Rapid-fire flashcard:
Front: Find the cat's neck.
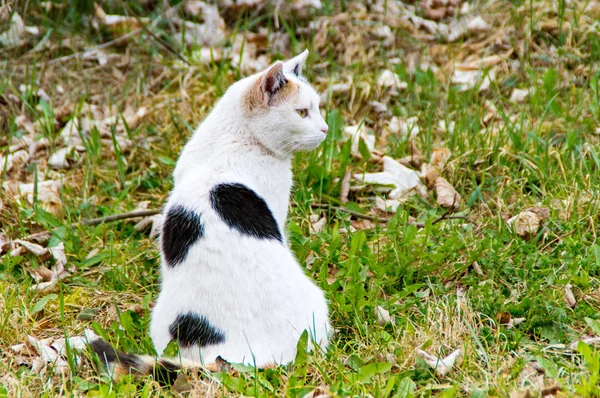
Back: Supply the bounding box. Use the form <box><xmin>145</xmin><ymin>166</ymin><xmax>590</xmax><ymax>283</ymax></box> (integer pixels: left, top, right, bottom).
<box><xmin>174</xmin><ymin>105</ymin><xmax>293</xmax><ymax>228</ymax></box>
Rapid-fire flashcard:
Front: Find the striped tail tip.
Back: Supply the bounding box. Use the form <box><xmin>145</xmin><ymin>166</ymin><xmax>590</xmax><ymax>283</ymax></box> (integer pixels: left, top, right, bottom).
<box><xmin>89</xmin><ymin>338</ymin><xmax>180</xmax><ymax>385</ymax></box>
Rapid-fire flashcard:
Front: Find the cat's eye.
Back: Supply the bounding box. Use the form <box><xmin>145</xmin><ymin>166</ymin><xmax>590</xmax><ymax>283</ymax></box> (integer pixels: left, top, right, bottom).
<box><xmin>296</xmin><ymin>108</ymin><xmax>308</xmax><ymax>118</ymax></box>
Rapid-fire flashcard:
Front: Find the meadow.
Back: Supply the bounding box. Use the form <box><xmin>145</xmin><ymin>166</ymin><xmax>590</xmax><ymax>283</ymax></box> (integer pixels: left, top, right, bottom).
<box><xmin>1</xmin><ymin>0</ymin><xmax>600</xmax><ymax>396</ymax></box>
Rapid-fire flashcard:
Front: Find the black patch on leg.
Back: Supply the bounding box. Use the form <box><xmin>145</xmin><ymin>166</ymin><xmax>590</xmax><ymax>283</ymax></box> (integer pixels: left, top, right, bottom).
<box><xmin>209</xmin><ymin>183</ymin><xmax>282</xmax><ymax>242</ymax></box>
<box><xmin>169</xmin><ymin>313</ymin><xmax>226</xmax><ymax>348</ymax></box>
<box><xmin>162</xmin><ymin>205</ymin><xmax>204</xmax><ymax>267</ymax></box>
<box><xmin>90</xmin><ymin>338</ymin><xmax>141</xmax><ymax>373</ymax></box>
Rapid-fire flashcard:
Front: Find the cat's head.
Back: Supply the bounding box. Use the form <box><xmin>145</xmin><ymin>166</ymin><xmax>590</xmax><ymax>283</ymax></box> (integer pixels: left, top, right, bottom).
<box><xmin>242</xmin><ymin>50</ymin><xmax>328</xmax><ymax>157</ymax></box>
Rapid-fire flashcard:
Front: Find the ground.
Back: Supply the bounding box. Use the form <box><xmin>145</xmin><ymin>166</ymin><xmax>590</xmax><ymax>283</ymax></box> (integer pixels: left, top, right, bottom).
<box><xmin>1</xmin><ymin>0</ymin><xmax>600</xmax><ymax>396</ymax></box>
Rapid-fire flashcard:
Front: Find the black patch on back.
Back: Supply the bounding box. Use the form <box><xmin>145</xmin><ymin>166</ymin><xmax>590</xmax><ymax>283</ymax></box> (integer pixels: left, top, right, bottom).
<box><xmin>169</xmin><ymin>313</ymin><xmax>226</xmax><ymax>348</ymax></box>
<box><xmin>162</xmin><ymin>205</ymin><xmax>204</xmax><ymax>267</ymax></box>
<box><xmin>209</xmin><ymin>183</ymin><xmax>282</xmax><ymax>242</ymax></box>
<box><xmin>90</xmin><ymin>338</ymin><xmax>141</xmax><ymax>372</ymax></box>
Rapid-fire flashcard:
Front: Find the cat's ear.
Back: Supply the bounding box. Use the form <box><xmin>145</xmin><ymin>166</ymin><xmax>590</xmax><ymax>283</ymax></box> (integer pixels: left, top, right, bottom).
<box><xmin>262</xmin><ymin>61</ymin><xmax>288</xmax><ymax>100</ymax></box>
<box><xmin>284</xmin><ymin>50</ymin><xmax>309</xmax><ymax>77</ymax></box>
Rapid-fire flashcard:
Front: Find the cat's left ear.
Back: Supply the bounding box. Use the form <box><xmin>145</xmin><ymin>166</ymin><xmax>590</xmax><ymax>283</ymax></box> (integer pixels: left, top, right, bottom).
<box><xmin>283</xmin><ymin>50</ymin><xmax>309</xmax><ymax>77</ymax></box>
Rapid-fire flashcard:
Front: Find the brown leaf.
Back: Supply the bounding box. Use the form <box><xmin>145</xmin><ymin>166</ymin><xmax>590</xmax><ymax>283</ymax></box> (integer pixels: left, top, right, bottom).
<box><xmin>94</xmin><ymin>4</ymin><xmax>141</xmax><ymax>38</ymax></box>
<box><xmin>374</xmin><ymin>305</ymin><xmax>394</xmax><ymax>325</ymax></box>
<box><xmin>351</xmin><ymin>219</ymin><xmax>375</xmax><ymax>230</ymax></box>
<box><xmin>14</xmin><ymin>240</ymin><xmax>49</xmax><ymax>257</ymax></box>
<box><xmin>416</xmin><ymin>348</ymin><xmax>463</xmax><ymax>377</ymax></box>
<box><xmin>430</xmin><ymin>148</ymin><xmax>451</xmax><ymax>169</ymax></box>
<box><xmin>340</xmin><ymin>171</ymin><xmax>351</xmax><ymax>204</ymax></box>
<box><xmin>31</xmin><ymin>265</ymin><xmax>54</xmax><ymax>282</ymax></box>
<box><xmin>421</xmin><ymin>163</ymin><xmax>441</xmax><ymax>189</ymax></box>
<box><xmin>564</xmin><ymin>284</ymin><xmax>577</xmax><ymax>308</ymax></box>
<box><xmin>408</xmin><ymin>141</ymin><xmax>424</xmax><ymax>168</ymax></box>
<box><xmin>0</xmin><ymin>149</ymin><xmax>30</xmax><ymax>172</ymax></box>
<box><xmin>525</xmin><ymin>206</ymin><xmax>550</xmax><ymax>221</ymax></box>
<box><xmin>434</xmin><ymin>177</ymin><xmax>461</xmax><ymax>210</ymax></box>
<box><xmin>311</xmin><ymin>216</ymin><xmax>327</xmax><ymax>233</ymax></box>
<box><xmin>508</xmin><ymin>211</ymin><xmax>541</xmax><ymax>237</ymax></box>
<box><xmin>15</xmin><ymin>115</ymin><xmax>36</xmax><ymax>136</ymax></box>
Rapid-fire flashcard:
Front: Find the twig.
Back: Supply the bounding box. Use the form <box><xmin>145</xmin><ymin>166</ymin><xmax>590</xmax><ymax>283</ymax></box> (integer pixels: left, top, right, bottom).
<box><xmin>311</xmin><ymin>203</ymin><xmax>471</xmax><ymax>229</ymax></box>
<box><xmin>310</xmin><ymin>203</ymin><xmax>382</xmax><ymax>222</ymax></box>
<box><xmin>540</xmin><ymin>230</ymin><xmax>576</xmax><ymax>251</ymax></box>
<box><xmin>81</xmin><ymin>205</ymin><xmax>470</xmax><ymax>229</ymax></box>
<box><xmin>82</xmin><ymin>209</ymin><xmax>162</xmax><ymax>226</ymax></box>
<box><xmin>121</xmin><ymin>1</ymin><xmax>191</xmax><ymax>65</ymax></box>
<box><xmin>46</xmin><ymin>2</ymin><xmax>184</xmax><ymax>66</ymax></box>
<box><xmin>46</xmin><ymin>30</ymin><xmax>141</xmax><ymax>65</ymax></box>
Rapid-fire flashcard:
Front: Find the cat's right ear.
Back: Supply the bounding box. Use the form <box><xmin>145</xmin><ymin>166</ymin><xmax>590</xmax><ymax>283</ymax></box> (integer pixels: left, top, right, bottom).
<box><xmin>261</xmin><ymin>62</ymin><xmax>288</xmax><ymax>102</ymax></box>
<box><xmin>244</xmin><ymin>62</ymin><xmax>291</xmax><ymax>112</ymax></box>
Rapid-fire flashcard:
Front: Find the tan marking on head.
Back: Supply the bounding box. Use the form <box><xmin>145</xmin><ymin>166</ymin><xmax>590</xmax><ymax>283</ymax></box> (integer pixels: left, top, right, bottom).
<box><xmin>242</xmin><ymin>73</ymin><xmax>300</xmax><ymax>114</ymax></box>
<box><xmin>242</xmin><ymin>76</ymin><xmax>266</xmax><ymax>113</ymax></box>
<box><xmin>268</xmin><ymin>79</ymin><xmax>298</xmax><ymax>106</ymax></box>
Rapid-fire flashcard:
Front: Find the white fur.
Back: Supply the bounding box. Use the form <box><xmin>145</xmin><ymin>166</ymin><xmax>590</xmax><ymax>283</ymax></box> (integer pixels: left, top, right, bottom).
<box><xmin>150</xmin><ymin>51</ymin><xmax>331</xmax><ymax>367</ymax></box>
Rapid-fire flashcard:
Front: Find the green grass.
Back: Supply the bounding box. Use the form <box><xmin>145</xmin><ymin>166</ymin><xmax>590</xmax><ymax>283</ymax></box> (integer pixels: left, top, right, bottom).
<box><xmin>2</xmin><ymin>0</ymin><xmax>600</xmax><ymax>396</ymax></box>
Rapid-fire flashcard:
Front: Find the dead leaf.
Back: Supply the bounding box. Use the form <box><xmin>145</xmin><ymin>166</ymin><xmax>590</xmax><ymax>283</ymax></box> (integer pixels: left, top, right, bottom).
<box><xmin>14</xmin><ymin>240</ymin><xmax>49</xmax><ymax>257</ymax></box>
<box><xmin>320</xmin><ymin>81</ymin><xmax>352</xmax><ymax>102</ymax></box>
<box><xmin>496</xmin><ymin>312</ymin><xmax>526</xmax><ymax>329</ymax></box>
<box><xmin>452</xmin><ymin>66</ymin><xmax>495</xmax><ymax>92</ymax></box>
<box><xmin>388</xmin><ymin>116</ymin><xmax>420</xmax><ymax>138</ymax></box>
<box><xmin>302</xmin><ymin>386</ymin><xmax>333</xmax><ymax>398</ymax></box>
<box><xmin>94</xmin><ymin>4</ymin><xmax>141</xmax><ymax>38</ymax></box>
<box><xmin>434</xmin><ymin>177</ymin><xmax>461</xmax><ymax>210</ymax></box>
<box><xmin>0</xmin><ymin>12</ymin><xmax>25</xmax><ymax>48</ymax></box>
<box><xmin>311</xmin><ymin>216</ymin><xmax>327</xmax><ymax>233</ymax></box>
<box><xmin>351</xmin><ymin>219</ymin><xmax>375</xmax><ymax>230</ymax></box>
<box><xmin>343</xmin><ymin>124</ymin><xmax>375</xmax><ymax>156</ymax></box>
<box><xmin>525</xmin><ymin>206</ymin><xmax>550</xmax><ymax>221</ymax></box>
<box><xmin>471</xmin><ymin>261</ymin><xmax>483</xmax><ymax>276</ymax></box>
<box><xmin>27</xmin><ymin>335</ymin><xmax>68</xmax><ymax>369</ymax></box>
<box><xmin>355</xmin><ymin>156</ymin><xmax>427</xmax><ymax>201</ymax></box>
<box><xmin>22</xmin><ymin>329</ymin><xmax>98</xmax><ymax>374</ymax></box>
<box><xmin>568</xmin><ymin>336</ymin><xmax>600</xmax><ymax>350</ymax></box>
<box><xmin>510</xmin><ymin>88</ymin><xmax>529</xmax><ymax>103</ymax></box>
<box><xmin>378</xmin><ymin>70</ymin><xmax>407</xmax><ymax>90</ymax></box>
<box><xmin>4</xmin><ymin>180</ymin><xmax>62</xmax><ymax>214</ymax></box>
<box><xmin>374</xmin><ymin>305</ymin><xmax>394</xmax><ymax>325</ymax></box>
<box><xmin>15</xmin><ymin>115</ymin><xmax>36</xmax><ymax>136</ymax></box>
<box><xmin>508</xmin><ymin>211</ymin><xmax>541</xmax><ymax>237</ymax></box>
<box><xmin>48</xmin><ymin>146</ymin><xmax>79</xmax><ymax>169</ymax></box>
<box><xmin>483</xmin><ymin>100</ymin><xmax>499</xmax><ymax>125</ymax></box>
<box><xmin>340</xmin><ymin>171</ymin><xmax>351</xmax><ymax>204</ymax></box>
<box><xmin>134</xmin><ymin>214</ymin><xmax>164</xmax><ymax>239</ymax></box>
<box><xmin>564</xmin><ymin>284</ymin><xmax>577</xmax><ymax>308</ymax></box>
<box><xmin>0</xmin><ymin>149</ymin><xmax>30</xmax><ymax>172</ymax></box>
<box><xmin>416</xmin><ymin>348</ymin><xmax>463</xmax><ymax>377</ymax></box>
<box><xmin>467</xmin><ymin>16</ymin><xmax>490</xmax><ymax>34</ymax></box>
<box><xmin>431</xmin><ymin>148</ymin><xmax>451</xmax><ymax>169</ymax></box>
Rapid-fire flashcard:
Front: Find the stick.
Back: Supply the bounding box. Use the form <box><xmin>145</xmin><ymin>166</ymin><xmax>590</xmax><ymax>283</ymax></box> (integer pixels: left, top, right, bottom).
<box><xmin>310</xmin><ymin>203</ymin><xmax>383</xmax><ymax>222</ymax></box>
<box><xmin>121</xmin><ymin>1</ymin><xmax>191</xmax><ymax>66</ymax></box>
<box><xmin>81</xmin><ymin>206</ymin><xmax>470</xmax><ymax>228</ymax></box>
<box><xmin>46</xmin><ymin>2</ymin><xmax>184</xmax><ymax>66</ymax></box>
<box><xmin>311</xmin><ymin>203</ymin><xmax>470</xmax><ymax>229</ymax></box>
<box><xmin>82</xmin><ymin>209</ymin><xmax>162</xmax><ymax>226</ymax></box>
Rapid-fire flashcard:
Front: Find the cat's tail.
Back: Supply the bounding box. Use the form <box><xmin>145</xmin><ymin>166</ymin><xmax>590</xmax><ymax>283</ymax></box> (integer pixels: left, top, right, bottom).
<box><xmin>89</xmin><ymin>338</ymin><xmax>220</xmax><ymax>384</ymax></box>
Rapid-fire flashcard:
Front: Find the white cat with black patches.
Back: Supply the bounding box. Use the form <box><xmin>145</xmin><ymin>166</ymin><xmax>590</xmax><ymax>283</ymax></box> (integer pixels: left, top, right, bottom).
<box><xmin>92</xmin><ymin>51</ymin><xmax>331</xmax><ymax>379</ymax></box>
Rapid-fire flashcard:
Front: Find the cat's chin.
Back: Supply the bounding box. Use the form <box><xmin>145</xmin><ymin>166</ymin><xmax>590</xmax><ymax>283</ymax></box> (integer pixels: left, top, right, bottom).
<box><xmin>297</xmin><ymin>135</ymin><xmax>326</xmax><ymax>152</ymax></box>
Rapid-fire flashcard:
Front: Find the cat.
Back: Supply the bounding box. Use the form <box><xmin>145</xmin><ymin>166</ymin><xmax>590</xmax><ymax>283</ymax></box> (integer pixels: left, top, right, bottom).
<box><xmin>91</xmin><ymin>50</ymin><xmax>332</xmax><ymax>381</ymax></box>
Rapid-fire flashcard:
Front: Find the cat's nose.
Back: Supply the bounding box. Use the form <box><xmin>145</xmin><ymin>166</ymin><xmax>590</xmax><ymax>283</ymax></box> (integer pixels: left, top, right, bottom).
<box><xmin>320</xmin><ymin>125</ymin><xmax>328</xmax><ymax>134</ymax></box>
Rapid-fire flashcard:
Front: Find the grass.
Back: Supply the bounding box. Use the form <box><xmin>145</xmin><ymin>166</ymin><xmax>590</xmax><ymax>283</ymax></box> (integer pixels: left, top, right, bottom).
<box><xmin>2</xmin><ymin>0</ymin><xmax>600</xmax><ymax>396</ymax></box>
